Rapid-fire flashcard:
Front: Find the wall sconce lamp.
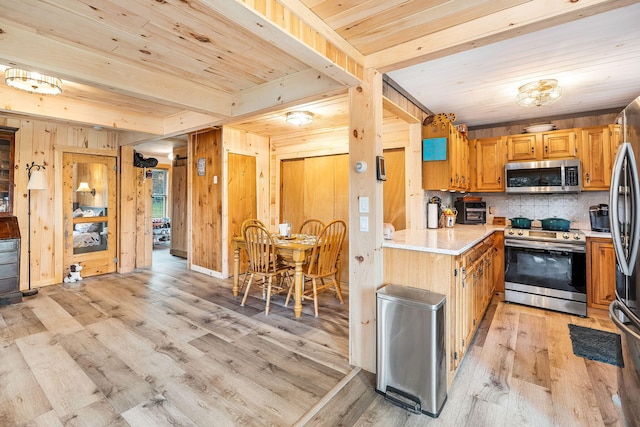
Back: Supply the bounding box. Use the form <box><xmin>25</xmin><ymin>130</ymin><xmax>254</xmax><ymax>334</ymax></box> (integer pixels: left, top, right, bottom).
<box><xmin>24</xmin><ymin>162</ymin><xmax>47</xmax><ymax>297</ymax></box>
<box><xmin>76</xmin><ymin>181</ymin><xmax>96</xmax><ymax>196</ymax></box>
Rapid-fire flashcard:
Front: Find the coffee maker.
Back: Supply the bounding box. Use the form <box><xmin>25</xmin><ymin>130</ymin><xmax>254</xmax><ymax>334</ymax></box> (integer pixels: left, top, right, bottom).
<box><xmin>589</xmin><ymin>204</ymin><xmax>610</xmax><ymax>232</ymax></box>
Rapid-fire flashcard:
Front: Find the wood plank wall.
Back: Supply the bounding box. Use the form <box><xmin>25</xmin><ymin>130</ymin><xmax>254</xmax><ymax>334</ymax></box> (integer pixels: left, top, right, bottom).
<box><xmin>0</xmin><ymin>114</ymin><xmax>119</xmax><ymax>289</ymax></box>
<box><xmin>468</xmin><ymin>112</ymin><xmax>620</xmax><ymax>139</ymax></box>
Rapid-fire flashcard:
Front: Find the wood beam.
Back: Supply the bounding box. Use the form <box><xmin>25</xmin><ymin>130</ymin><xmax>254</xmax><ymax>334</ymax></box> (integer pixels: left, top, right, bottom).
<box><xmin>232</xmin><ymin>68</ymin><xmax>347</xmax><ymax>118</ymax></box>
<box><xmin>348</xmin><ymin>68</ymin><xmax>384</xmax><ymax>372</ymax></box>
<box><xmin>0</xmin><ymin>87</ymin><xmax>165</xmax><ymax>134</ymax></box>
<box><xmin>200</xmin><ymin>0</ymin><xmax>362</xmax><ymax>86</ymax></box>
<box><xmin>367</xmin><ymin>0</ymin><xmax>637</xmax><ymax>72</ymax></box>
<box><xmin>163</xmin><ymin>112</ymin><xmax>224</xmax><ymax>137</ymax></box>
<box><xmin>0</xmin><ymin>18</ymin><xmax>233</xmax><ymax>117</ymax></box>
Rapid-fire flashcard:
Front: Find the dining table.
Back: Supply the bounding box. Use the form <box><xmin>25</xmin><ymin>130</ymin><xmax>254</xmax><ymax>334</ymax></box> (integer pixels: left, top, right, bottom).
<box><xmin>232</xmin><ymin>233</ymin><xmax>317</xmax><ymax>318</ymax></box>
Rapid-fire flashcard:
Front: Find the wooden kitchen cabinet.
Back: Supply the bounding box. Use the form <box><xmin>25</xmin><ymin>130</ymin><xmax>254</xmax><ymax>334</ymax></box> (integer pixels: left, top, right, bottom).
<box><xmin>579</xmin><ymin>124</ymin><xmax>621</xmax><ymax>191</ymax></box>
<box><xmin>580</xmin><ymin>126</ymin><xmax>612</xmax><ymax>190</ymax></box>
<box><xmin>422</xmin><ymin>123</ymin><xmax>469</xmax><ymax>191</ymax></box>
<box><xmin>587</xmin><ymin>237</ymin><xmax>616</xmax><ymax>309</ymax></box>
<box><xmin>541</xmin><ymin>129</ymin><xmax>578</xmax><ymax>158</ymax></box>
<box><xmin>492</xmin><ymin>232</ymin><xmax>505</xmax><ymax>293</ymax></box>
<box><xmin>470</xmin><ymin>137</ymin><xmax>506</xmax><ymax>192</ymax></box>
<box><xmin>507</xmin><ymin>133</ymin><xmax>537</xmax><ymax>161</ymax></box>
<box><xmin>507</xmin><ymin>128</ymin><xmax>578</xmax><ymax>161</ymax></box>
<box><xmin>456</xmin><ymin>234</ymin><xmax>498</xmax><ymax>366</ymax></box>
<box><xmin>383</xmin><ymin>230</ymin><xmax>503</xmax><ymax>388</ymax></box>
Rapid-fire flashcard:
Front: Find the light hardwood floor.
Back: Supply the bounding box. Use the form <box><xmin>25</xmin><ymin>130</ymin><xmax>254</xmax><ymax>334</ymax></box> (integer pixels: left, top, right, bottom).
<box><xmin>0</xmin><ymin>248</ymin><xmax>626</xmax><ymax>426</ymax></box>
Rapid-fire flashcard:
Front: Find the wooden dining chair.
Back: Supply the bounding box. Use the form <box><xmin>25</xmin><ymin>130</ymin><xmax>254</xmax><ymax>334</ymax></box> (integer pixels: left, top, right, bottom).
<box><xmin>241</xmin><ymin>224</ymin><xmax>291</xmax><ymax>315</ymax></box>
<box><xmin>238</xmin><ymin>219</ymin><xmax>267</xmax><ymax>291</ymax></box>
<box><xmin>299</xmin><ymin>219</ymin><xmax>324</xmax><ymax>236</ymax></box>
<box><xmin>287</xmin><ymin>219</ymin><xmax>346</xmax><ymax>317</ymax></box>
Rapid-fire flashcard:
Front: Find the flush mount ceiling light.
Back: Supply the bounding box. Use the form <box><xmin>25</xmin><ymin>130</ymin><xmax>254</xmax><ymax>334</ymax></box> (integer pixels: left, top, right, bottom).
<box><xmin>4</xmin><ymin>68</ymin><xmax>62</xmax><ymax>95</ymax></box>
<box><xmin>286</xmin><ymin>111</ymin><xmax>314</xmax><ymax>126</ymax></box>
<box><xmin>516</xmin><ymin>79</ymin><xmax>562</xmax><ymax>107</ymax></box>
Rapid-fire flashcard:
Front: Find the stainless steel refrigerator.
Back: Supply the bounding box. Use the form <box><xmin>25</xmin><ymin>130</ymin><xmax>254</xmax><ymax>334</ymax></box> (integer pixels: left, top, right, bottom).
<box><xmin>609</xmin><ymin>95</ymin><xmax>640</xmax><ymax>427</ymax></box>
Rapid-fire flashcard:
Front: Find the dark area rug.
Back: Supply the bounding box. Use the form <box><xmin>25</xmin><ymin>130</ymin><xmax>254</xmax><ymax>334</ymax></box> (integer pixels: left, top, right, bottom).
<box><xmin>568</xmin><ymin>324</ymin><xmax>624</xmax><ymax>367</ymax></box>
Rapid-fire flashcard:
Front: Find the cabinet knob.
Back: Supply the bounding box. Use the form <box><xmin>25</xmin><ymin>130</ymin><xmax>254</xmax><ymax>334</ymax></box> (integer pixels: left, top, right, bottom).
<box><xmin>531</xmin><ymin>146</ymin><xmax>535</xmax><ymax>154</ymax></box>
<box><xmin>586</xmin><ymin>173</ymin><xmax>590</xmax><ymax>182</ymax></box>
<box><xmin>545</xmin><ymin>145</ymin><xmax>549</xmax><ymax>154</ymax></box>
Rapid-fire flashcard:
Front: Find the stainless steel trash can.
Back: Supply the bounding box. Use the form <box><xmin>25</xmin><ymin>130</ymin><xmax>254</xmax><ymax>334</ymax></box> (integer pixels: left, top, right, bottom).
<box><xmin>376</xmin><ymin>284</ymin><xmax>447</xmax><ymax>417</ymax></box>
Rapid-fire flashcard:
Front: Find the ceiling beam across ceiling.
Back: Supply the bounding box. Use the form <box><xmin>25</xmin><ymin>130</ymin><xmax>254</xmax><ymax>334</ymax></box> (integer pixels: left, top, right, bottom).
<box><xmin>367</xmin><ymin>0</ymin><xmax>636</xmax><ymax>73</ymax></box>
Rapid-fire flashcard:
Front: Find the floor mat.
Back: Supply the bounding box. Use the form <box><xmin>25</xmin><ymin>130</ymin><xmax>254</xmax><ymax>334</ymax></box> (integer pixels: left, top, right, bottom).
<box><xmin>568</xmin><ymin>324</ymin><xmax>624</xmax><ymax>367</ymax></box>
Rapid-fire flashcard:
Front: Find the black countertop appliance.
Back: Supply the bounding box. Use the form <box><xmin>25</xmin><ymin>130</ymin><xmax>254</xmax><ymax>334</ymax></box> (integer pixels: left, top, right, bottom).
<box><xmin>589</xmin><ymin>204</ymin><xmax>610</xmax><ymax>232</ymax></box>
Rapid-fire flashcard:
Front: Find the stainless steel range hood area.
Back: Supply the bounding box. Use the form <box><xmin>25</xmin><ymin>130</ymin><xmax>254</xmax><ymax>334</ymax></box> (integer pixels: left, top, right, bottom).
<box><xmin>505</xmin><ymin>159</ymin><xmax>581</xmax><ymax>194</ymax></box>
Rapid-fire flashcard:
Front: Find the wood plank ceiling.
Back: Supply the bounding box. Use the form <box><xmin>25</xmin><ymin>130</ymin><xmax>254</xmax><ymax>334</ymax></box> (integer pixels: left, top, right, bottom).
<box><xmin>0</xmin><ymin>0</ymin><xmax>634</xmax><ymax>151</ymax></box>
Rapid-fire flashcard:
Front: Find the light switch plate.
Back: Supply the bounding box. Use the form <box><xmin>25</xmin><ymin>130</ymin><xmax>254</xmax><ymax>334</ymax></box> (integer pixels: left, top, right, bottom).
<box><xmin>360</xmin><ymin>216</ymin><xmax>369</xmax><ymax>232</ymax></box>
<box><xmin>359</xmin><ymin>197</ymin><xmax>369</xmax><ymax>213</ymax></box>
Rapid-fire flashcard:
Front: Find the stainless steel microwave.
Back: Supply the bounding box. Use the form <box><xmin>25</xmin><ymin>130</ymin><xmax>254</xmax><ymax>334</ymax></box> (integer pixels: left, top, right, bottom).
<box><xmin>505</xmin><ymin>159</ymin><xmax>581</xmax><ymax>193</ymax></box>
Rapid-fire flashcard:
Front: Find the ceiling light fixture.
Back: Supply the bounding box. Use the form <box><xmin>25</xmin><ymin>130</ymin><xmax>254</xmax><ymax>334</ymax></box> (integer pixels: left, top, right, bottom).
<box><xmin>286</xmin><ymin>111</ymin><xmax>314</xmax><ymax>126</ymax></box>
<box><xmin>516</xmin><ymin>79</ymin><xmax>562</xmax><ymax>107</ymax></box>
<box><xmin>4</xmin><ymin>68</ymin><xmax>62</xmax><ymax>95</ymax></box>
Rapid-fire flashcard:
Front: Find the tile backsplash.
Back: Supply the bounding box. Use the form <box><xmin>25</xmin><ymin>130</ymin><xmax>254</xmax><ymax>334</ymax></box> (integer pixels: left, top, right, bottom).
<box><xmin>424</xmin><ymin>190</ymin><xmax>610</xmax><ymax>230</ymax></box>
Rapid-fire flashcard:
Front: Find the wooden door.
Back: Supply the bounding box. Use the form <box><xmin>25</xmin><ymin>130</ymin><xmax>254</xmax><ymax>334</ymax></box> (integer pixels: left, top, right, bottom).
<box><xmin>170</xmin><ymin>147</ymin><xmax>188</xmax><ymax>258</ymax></box>
<box><xmin>383</xmin><ymin>148</ymin><xmax>406</xmax><ymax>230</ymax></box>
<box><xmin>281</xmin><ymin>154</ymin><xmax>349</xmax><ymax>281</ymax></box>
<box><xmin>281</xmin><ymin>159</ymin><xmax>305</xmax><ymax>231</ymax></box>
<box><xmin>63</xmin><ymin>153</ymin><xmax>117</xmax><ymax>277</ymax></box>
<box><xmin>228</xmin><ymin>153</ymin><xmax>257</xmax><ymax>275</ymax></box>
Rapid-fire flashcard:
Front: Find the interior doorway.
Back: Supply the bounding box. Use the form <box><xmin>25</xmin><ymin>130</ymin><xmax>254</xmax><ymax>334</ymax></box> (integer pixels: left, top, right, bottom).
<box><xmin>62</xmin><ymin>153</ymin><xmax>117</xmax><ymax>277</ymax></box>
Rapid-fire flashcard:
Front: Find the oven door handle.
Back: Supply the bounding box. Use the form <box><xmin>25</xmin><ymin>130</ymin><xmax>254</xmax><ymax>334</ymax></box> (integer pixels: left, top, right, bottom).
<box><xmin>504</xmin><ymin>239</ymin><xmax>586</xmax><ymax>253</ymax></box>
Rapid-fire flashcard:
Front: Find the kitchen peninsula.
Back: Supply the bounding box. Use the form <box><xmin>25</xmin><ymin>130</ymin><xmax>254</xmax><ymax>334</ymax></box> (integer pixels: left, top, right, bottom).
<box><xmin>382</xmin><ymin>224</ymin><xmax>504</xmax><ymax>388</ymax></box>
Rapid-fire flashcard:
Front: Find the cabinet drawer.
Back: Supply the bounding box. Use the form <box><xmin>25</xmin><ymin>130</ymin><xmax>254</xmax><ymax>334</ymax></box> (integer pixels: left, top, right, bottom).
<box><xmin>0</xmin><ymin>240</ymin><xmax>18</xmax><ymax>252</ymax></box>
<box><xmin>0</xmin><ymin>262</ymin><xmax>18</xmax><ymax>280</ymax></box>
<box><xmin>0</xmin><ymin>276</ymin><xmax>18</xmax><ymax>293</ymax></box>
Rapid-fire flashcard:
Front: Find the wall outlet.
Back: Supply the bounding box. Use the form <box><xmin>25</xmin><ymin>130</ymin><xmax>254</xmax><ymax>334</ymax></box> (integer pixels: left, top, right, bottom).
<box><xmin>489</xmin><ymin>206</ymin><xmax>495</xmax><ymax>214</ymax></box>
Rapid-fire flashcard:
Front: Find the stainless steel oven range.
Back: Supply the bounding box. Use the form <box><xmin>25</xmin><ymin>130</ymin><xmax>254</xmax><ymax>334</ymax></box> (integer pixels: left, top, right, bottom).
<box><xmin>504</xmin><ymin>227</ymin><xmax>587</xmax><ymax>316</ymax></box>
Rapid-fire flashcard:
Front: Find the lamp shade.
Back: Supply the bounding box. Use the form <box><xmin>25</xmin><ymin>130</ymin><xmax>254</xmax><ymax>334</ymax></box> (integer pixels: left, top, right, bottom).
<box><xmin>76</xmin><ymin>182</ymin><xmax>92</xmax><ymax>192</ymax></box>
<box><xmin>516</xmin><ymin>79</ymin><xmax>562</xmax><ymax>107</ymax></box>
<box><xmin>27</xmin><ymin>170</ymin><xmax>47</xmax><ymax>190</ymax></box>
<box><xmin>5</xmin><ymin>68</ymin><xmax>62</xmax><ymax>95</ymax></box>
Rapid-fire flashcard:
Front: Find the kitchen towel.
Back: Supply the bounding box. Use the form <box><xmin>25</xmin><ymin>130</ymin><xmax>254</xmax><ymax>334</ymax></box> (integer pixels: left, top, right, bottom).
<box><xmin>568</xmin><ymin>324</ymin><xmax>624</xmax><ymax>367</ymax></box>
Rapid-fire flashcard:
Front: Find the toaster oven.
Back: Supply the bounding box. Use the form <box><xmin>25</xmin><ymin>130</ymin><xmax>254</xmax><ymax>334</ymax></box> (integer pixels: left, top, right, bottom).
<box><xmin>454</xmin><ymin>201</ymin><xmax>486</xmax><ymax>224</ymax></box>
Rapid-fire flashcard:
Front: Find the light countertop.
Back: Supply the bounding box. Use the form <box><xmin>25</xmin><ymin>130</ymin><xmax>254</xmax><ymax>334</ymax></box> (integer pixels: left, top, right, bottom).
<box><xmin>383</xmin><ymin>224</ymin><xmax>612</xmax><ymax>256</ymax></box>
<box><xmin>383</xmin><ymin>224</ymin><xmax>503</xmax><ymax>256</ymax></box>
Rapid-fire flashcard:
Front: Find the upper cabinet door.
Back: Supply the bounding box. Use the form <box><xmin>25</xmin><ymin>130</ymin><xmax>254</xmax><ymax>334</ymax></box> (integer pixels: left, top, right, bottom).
<box><xmin>507</xmin><ymin>134</ymin><xmax>537</xmax><ymax>161</ymax></box>
<box><xmin>0</xmin><ymin>127</ymin><xmax>16</xmax><ymax>216</ymax></box>
<box><xmin>474</xmin><ymin>137</ymin><xmax>505</xmax><ymax>192</ymax></box>
<box><xmin>580</xmin><ymin>126</ymin><xmax>611</xmax><ymax>190</ymax></box>
<box><xmin>541</xmin><ymin>129</ymin><xmax>577</xmax><ymax>159</ymax></box>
